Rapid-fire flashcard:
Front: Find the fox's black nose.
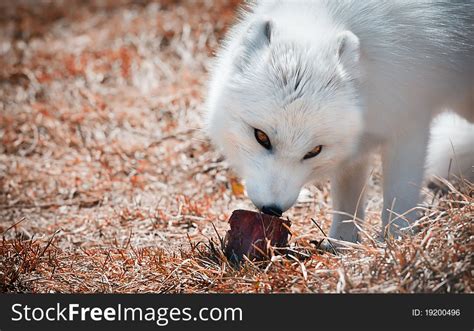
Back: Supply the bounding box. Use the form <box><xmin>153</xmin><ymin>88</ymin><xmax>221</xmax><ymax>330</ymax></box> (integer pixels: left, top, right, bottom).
<box><xmin>261</xmin><ymin>205</ymin><xmax>283</xmax><ymax>217</ymax></box>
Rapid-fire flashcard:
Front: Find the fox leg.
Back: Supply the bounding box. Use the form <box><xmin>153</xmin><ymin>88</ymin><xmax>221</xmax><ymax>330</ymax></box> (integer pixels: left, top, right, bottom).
<box><xmin>329</xmin><ymin>157</ymin><xmax>369</xmax><ymax>243</ymax></box>
<box><xmin>381</xmin><ymin>126</ymin><xmax>430</xmax><ymax>238</ymax></box>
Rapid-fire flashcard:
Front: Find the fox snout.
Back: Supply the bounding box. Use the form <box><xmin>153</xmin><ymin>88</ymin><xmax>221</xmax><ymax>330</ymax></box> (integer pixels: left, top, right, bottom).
<box><xmin>246</xmin><ymin>178</ymin><xmax>302</xmax><ymax>217</ymax></box>
<box><xmin>261</xmin><ymin>205</ymin><xmax>283</xmax><ymax>217</ymax></box>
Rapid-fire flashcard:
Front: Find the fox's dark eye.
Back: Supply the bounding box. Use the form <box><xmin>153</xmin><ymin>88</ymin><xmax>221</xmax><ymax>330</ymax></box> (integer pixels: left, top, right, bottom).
<box><xmin>254</xmin><ymin>129</ymin><xmax>272</xmax><ymax>150</ymax></box>
<box><xmin>303</xmin><ymin>145</ymin><xmax>323</xmax><ymax>160</ymax></box>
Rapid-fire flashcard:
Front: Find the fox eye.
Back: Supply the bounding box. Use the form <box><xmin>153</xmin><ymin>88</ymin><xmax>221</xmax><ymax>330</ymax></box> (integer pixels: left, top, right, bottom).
<box><xmin>303</xmin><ymin>145</ymin><xmax>323</xmax><ymax>160</ymax></box>
<box><xmin>254</xmin><ymin>129</ymin><xmax>272</xmax><ymax>150</ymax></box>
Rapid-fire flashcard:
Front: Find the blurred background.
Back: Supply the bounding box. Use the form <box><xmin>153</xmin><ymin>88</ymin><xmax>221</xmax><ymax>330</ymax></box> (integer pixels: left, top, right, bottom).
<box><xmin>0</xmin><ymin>0</ymin><xmax>244</xmax><ymax>249</ymax></box>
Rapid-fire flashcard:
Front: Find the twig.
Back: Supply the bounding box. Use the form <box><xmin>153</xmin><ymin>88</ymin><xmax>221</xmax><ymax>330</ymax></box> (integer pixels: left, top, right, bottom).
<box><xmin>311</xmin><ymin>218</ymin><xmax>338</xmax><ymax>255</ymax></box>
<box><xmin>1</xmin><ymin>217</ymin><xmax>27</xmax><ymax>235</ymax></box>
<box><xmin>0</xmin><ymin>198</ymin><xmax>101</xmax><ymax>210</ymax></box>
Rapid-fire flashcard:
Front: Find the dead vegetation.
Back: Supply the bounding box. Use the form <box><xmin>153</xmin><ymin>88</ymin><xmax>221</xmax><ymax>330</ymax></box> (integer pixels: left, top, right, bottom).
<box><xmin>0</xmin><ymin>0</ymin><xmax>472</xmax><ymax>293</ymax></box>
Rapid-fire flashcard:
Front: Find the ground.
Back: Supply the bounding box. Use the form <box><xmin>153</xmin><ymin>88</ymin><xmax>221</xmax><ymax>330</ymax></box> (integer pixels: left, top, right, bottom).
<box><xmin>0</xmin><ymin>0</ymin><xmax>472</xmax><ymax>293</ymax></box>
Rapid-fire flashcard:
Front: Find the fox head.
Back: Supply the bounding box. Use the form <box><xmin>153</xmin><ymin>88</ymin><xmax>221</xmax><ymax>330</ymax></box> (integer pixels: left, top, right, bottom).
<box><xmin>206</xmin><ymin>18</ymin><xmax>364</xmax><ymax>216</ymax></box>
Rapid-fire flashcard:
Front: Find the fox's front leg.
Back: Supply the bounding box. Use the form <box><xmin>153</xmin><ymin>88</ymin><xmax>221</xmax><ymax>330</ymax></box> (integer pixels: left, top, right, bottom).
<box><xmin>381</xmin><ymin>126</ymin><xmax>430</xmax><ymax>238</ymax></box>
<box><xmin>329</xmin><ymin>157</ymin><xmax>369</xmax><ymax>243</ymax></box>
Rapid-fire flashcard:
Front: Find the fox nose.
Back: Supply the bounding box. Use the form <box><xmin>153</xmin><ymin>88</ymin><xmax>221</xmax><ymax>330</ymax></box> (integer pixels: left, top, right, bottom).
<box><xmin>261</xmin><ymin>205</ymin><xmax>283</xmax><ymax>217</ymax></box>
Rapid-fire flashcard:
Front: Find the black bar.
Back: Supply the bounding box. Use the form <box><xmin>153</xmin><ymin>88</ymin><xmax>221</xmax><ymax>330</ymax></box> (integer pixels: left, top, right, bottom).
<box><xmin>0</xmin><ymin>294</ymin><xmax>472</xmax><ymax>331</ymax></box>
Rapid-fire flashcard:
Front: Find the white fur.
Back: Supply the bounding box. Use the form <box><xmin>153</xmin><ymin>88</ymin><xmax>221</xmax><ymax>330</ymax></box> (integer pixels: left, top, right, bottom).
<box><xmin>427</xmin><ymin>112</ymin><xmax>474</xmax><ymax>180</ymax></box>
<box><xmin>206</xmin><ymin>0</ymin><xmax>473</xmax><ymax>242</ymax></box>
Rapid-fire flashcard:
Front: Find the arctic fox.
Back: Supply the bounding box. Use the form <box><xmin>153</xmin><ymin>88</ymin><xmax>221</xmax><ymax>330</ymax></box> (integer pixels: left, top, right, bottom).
<box><xmin>206</xmin><ymin>0</ymin><xmax>473</xmax><ymax>242</ymax></box>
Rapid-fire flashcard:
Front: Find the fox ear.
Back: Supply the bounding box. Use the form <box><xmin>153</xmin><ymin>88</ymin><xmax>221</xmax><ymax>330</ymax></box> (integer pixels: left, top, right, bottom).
<box><xmin>234</xmin><ymin>19</ymin><xmax>272</xmax><ymax>71</ymax></box>
<box><xmin>336</xmin><ymin>31</ymin><xmax>360</xmax><ymax>68</ymax></box>
<box><xmin>243</xmin><ymin>19</ymin><xmax>272</xmax><ymax>48</ymax></box>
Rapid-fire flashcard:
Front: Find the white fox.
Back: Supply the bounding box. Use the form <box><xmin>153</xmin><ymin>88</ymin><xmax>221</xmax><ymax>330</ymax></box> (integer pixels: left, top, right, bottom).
<box><xmin>206</xmin><ymin>0</ymin><xmax>473</xmax><ymax>242</ymax></box>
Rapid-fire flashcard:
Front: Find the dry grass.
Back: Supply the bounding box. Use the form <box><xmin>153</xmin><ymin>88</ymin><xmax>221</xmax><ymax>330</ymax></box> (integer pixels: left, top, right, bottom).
<box><xmin>0</xmin><ymin>0</ymin><xmax>472</xmax><ymax>293</ymax></box>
